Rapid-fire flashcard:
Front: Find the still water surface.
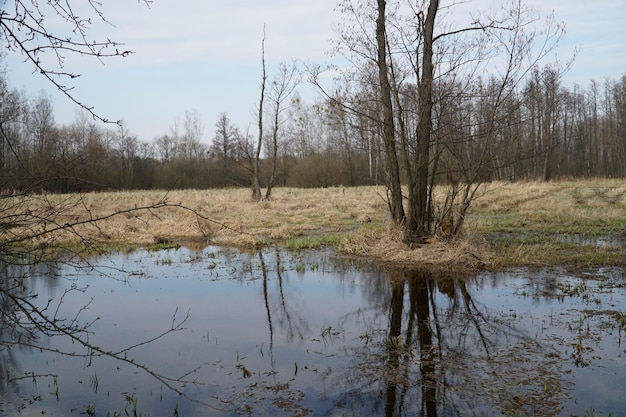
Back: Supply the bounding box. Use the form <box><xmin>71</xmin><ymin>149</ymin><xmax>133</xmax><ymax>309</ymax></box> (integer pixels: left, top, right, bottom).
<box><xmin>3</xmin><ymin>246</ymin><xmax>626</xmax><ymax>416</ymax></box>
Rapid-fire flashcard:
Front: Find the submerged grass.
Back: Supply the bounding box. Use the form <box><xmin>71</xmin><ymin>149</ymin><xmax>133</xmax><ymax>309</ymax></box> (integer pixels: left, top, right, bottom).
<box><xmin>3</xmin><ymin>179</ymin><xmax>625</xmax><ymax>268</ymax></box>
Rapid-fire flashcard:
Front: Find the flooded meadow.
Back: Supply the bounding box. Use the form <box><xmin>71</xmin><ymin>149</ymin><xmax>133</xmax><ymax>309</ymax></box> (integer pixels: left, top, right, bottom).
<box><xmin>2</xmin><ymin>246</ymin><xmax>625</xmax><ymax>416</ymax></box>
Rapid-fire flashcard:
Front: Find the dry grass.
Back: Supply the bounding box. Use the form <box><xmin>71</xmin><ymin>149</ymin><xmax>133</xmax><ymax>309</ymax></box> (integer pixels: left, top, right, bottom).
<box><xmin>469</xmin><ymin>178</ymin><xmax>626</xmax><ymax>234</ymax></box>
<box><xmin>337</xmin><ymin>223</ymin><xmax>491</xmax><ymax>271</ymax></box>
<box><xmin>468</xmin><ymin>178</ymin><xmax>626</xmax><ymax>266</ymax></box>
<box><xmin>29</xmin><ymin>186</ymin><xmax>389</xmax><ymax>248</ymax></box>
<box><xmin>5</xmin><ymin>178</ymin><xmax>626</xmax><ymax>269</ymax></box>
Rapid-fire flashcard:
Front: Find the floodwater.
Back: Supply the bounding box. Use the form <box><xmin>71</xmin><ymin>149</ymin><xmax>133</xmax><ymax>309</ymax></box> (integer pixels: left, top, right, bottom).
<box><xmin>1</xmin><ymin>246</ymin><xmax>626</xmax><ymax>416</ymax></box>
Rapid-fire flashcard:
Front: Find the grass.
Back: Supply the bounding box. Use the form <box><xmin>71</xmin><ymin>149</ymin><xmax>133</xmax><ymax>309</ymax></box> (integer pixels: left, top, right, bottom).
<box><xmin>468</xmin><ymin>179</ymin><xmax>626</xmax><ymax>267</ymax></box>
<box><xmin>3</xmin><ymin>179</ymin><xmax>625</xmax><ymax>269</ymax></box>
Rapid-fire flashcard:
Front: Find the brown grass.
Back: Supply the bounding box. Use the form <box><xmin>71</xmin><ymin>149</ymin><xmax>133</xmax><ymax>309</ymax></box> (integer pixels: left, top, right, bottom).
<box><xmin>469</xmin><ymin>178</ymin><xmax>626</xmax><ymax>233</ymax></box>
<box><xmin>28</xmin><ymin>186</ymin><xmax>388</xmax><ymax>248</ymax></box>
<box><xmin>5</xmin><ymin>178</ymin><xmax>626</xmax><ymax>269</ymax></box>
<box><xmin>468</xmin><ymin>178</ymin><xmax>626</xmax><ymax>266</ymax></box>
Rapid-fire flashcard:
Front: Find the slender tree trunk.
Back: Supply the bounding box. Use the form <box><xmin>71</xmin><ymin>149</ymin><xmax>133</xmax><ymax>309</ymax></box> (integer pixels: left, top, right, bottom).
<box><xmin>376</xmin><ymin>0</ymin><xmax>405</xmax><ymax>225</ymax></box>
<box><xmin>265</xmin><ymin>106</ymin><xmax>279</xmax><ymax>200</ymax></box>
<box><xmin>252</xmin><ymin>27</ymin><xmax>266</xmax><ymax>202</ymax></box>
<box><xmin>409</xmin><ymin>0</ymin><xmax>438</xmax><ymax>237</ymax></box>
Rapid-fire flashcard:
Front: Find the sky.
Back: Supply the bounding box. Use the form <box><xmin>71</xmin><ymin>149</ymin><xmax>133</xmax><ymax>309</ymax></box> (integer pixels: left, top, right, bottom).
<box><xmin>4</xmin><ymin>0</ymin><xmax>625</xmax><ymax>144</ymax></box>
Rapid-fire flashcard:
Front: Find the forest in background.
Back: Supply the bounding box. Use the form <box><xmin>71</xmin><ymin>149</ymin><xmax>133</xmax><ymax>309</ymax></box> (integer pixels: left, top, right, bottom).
<box><xmin>1</xmin><ymin>63</ymin><xmax>625</xmax><ymax>193</ymax></box>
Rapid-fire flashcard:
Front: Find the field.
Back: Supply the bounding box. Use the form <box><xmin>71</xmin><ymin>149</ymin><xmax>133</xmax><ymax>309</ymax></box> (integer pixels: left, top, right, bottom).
<box><xmin>9</xmin><ymin>178</ymin><xmax>626</xmax><ymax>269</ymax></box>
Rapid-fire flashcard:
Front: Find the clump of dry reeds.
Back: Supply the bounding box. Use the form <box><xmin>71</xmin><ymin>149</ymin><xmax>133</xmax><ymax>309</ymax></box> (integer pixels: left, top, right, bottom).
<box><xmin>339</xmin><ymin>222</ymin><xmax>493</xmax><ymax>270</ymax></box>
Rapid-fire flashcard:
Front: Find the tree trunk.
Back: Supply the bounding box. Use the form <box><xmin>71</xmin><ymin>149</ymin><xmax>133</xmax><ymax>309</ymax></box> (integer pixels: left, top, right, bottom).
<box><xmin>252</xmin><ymin>28</ymin><xmax>267</xmax><ymax>202</ymax></box>
<box><xmin>376</xmin><ymin>0</ymin><xmax>405</xmax><ymax>225</ymax></box>
<box><xmin>408</xmin><ymin>0</ymin><xmax>438</xmax><ymax>237</ymax></box>
<box><xmin>265</xmin><ymin>106</ymin><xmax>279</xmax><ymax>200</ymax></box>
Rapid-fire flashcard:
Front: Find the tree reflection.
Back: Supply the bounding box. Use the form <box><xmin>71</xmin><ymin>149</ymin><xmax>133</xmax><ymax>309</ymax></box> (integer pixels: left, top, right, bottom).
<box><xmin>339</xmin><ymin>267</ymin><xmax>568</xmax><ymax>417</ymax></box>
<box><xmin>258</xmin><ymin>248</ymin><xmax>310</xmax><ymax>365</ymax></box>
<box><xmin>384</xmin><ymin>269</ymin><xmax>437</xmax><ymax>417</ymax></box>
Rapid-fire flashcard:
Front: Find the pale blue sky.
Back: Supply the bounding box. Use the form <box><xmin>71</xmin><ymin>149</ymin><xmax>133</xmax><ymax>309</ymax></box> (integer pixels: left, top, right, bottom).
<box><xmin>5</xmin><ymin>0</ymin><xmax>625</xmax><ymax>143</ymax></box>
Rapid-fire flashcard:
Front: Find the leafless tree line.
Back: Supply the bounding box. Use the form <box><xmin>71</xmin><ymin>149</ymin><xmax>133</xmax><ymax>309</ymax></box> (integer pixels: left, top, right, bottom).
<box><xmin>1</xmin><ymin>67</ymin><xmax>624</xmax><ymax>194</ymax></box>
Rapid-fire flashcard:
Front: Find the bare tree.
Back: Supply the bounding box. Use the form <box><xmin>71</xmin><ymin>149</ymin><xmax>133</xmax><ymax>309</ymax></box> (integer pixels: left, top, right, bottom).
<box><xmin>265</xmin><ymin>62</ymin><xmax>299</xmax><ymax>200</ymax></box>
<box><xmin>115</xmin><ymin>121</ymin><xmax>138</xmax><ymax>189</ymax></box>
<box><xmin>154</xmin><ymin>133</ymin><xmax>177</xmax><ymax>162</ymax></box>
<box><xmin>252</xmin><ymin>26</ymin><xmax>267</xmax><ymax>202</ymax></box>
<box><xmin>181</xmin><ymin>109</ymin><xmax>206</xmax><ymax>159</ymax></box>
<box><xmin>0</xmin><ymin>70</ymin><xmax>23</xmax><ymax>178</ymax></box>
<box><xmin>335</xmin><ymin>0</ymin><xmax>567</xmax><ymax>240</ymax></box>
<box><xmin>211</xmin><ymin>112</ymin><xmax>239</xmax><ymax>185</ymax></box>
<box><xmin>28</xmin><ymin>90</ymin><xmax>58</xmax><ymax>181</ymax></box>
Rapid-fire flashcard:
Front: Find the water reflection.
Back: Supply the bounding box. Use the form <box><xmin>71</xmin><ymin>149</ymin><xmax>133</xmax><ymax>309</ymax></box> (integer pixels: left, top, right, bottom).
<box><xmin>0</xmin><ymin>247</ymin><xmax>624</xmax><ymax>416</ymax></box>
<box><xmin>341</xmin><ymin>268</ymin><xmax>575</xmax><ymax>416</ymax></box>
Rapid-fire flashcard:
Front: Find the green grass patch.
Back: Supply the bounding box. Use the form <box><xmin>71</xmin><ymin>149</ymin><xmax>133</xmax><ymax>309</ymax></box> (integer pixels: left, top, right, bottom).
<box><xmin>285</xmin><ymin>233</ymin><xmax>345</xmax><ymax>250</ymax></box>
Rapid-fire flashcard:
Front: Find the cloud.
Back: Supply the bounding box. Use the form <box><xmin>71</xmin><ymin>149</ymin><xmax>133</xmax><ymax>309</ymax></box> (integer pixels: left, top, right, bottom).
<box><xmin>100</xmin><ymin>0</ymin><xmax>337</xmax><ymax>68</ymax></box>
